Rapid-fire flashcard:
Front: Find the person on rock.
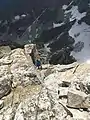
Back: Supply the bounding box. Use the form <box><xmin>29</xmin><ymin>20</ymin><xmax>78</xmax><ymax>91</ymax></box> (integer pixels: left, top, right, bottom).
<box><xmin>35</xmin><ymin>54</ymin><xmax>42</xmax><ymax>69</ymax></box>
<box><xmin>35</xmin><ymin>58</ymin><xmax>42</xmax><ymax>69</ymax></box>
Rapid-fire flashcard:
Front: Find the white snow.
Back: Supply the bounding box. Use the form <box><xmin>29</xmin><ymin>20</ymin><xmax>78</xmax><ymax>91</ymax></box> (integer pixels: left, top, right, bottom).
<box><xmin>65</xmin><ymin>4</ymin><xmax>90</xmax><ymax>63</ymax></box>
<box><xmin>62</xmin><ymin>5</ymin><xmax>68</xmax><ymax>10</ymax></box>
<box><xmin>44</xmin><ymin>43</ymin><xmax>51</xmax><ymax>53</ymax></box>
<box><xmin>15</xmin><ymin>15</ymin><xmax>20</xmax><ymax>20</ymax></box>
<box><xmin>21</xmin><ymin>14</ymin><xmax>26</xmax><ymax>18</ymax></box>
<box><xmin>69</xmin><ymin>21</ymin><xmax>90</xmax><ymax>63</ymax></box>
<box><xmin>65</xmin><ymin>6</ymin><xmax>86</xmax><ymax>21</ymax></box>
<box><xmin>53</xmin><ymin>22</ymin><xmax>64</xmax><ymax>28</ymax></box>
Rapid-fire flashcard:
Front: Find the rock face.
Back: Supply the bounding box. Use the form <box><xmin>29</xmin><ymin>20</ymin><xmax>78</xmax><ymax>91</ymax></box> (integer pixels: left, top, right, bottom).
<box><xmin>12</xmin><ymin>62</ymin><xmax>90</xmax><ymax>120</ymax></box>
<box><xmin>49</xmin><ymin>47</ymin><xmax>76</xmax><ymax>65</ymax></box>
<box><xmin>14</xmin><ymin>88</ymin><xmax>68</xmax><ymax>120</ymax></box>
<box><xmin>0</xmin><ymin>44</ymin><xmax>41</xmax><ymax>99</ymax></box>
<box><xmin>0</xmin><ymin>49</ymin><xmax>90</xmax><ymax>120</ymax></box>
<box><xmin>1</xmin><ymin>0</ymin><xmax>90</xmax><ymax>119</ymax></box>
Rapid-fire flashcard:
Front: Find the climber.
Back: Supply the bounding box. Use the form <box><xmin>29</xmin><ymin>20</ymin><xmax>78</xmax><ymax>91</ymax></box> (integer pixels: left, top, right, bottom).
<box><xmin>35</xmin><ymin>59</ymin><xmax>42</xmax><ymax>69</ymax></box>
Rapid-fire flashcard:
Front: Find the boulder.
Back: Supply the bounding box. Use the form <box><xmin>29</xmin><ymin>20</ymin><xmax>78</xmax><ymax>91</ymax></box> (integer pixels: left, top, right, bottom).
<box><xmin>67</xmin><ymin>89</ymin><xmax>90</xmax><ymax>109</ymax></box>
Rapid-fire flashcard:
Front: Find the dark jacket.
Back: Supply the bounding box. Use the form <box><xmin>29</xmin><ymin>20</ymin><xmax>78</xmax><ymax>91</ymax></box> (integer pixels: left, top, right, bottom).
<box><xmin>35</xmin><ymin>59</ymin><xmax>41</xmax><ymax>67</ymax></box>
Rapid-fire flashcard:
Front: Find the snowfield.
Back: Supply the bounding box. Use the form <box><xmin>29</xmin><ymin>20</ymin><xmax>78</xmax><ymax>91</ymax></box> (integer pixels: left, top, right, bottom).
<box><xmin>67</xmin><ymin>5</ymin><xmax>90</xmax><ymax>63</ymax></box>
<box><xmin>69</xmin><ymin>22</ymin><xmax>90</xmax><ymax>63</ymax></box>
<box><xmin>65</xmin><ymin>6</ymin><xmax>86</xmax><ymax>21</ymax></box>
<box><xmin>43</xmin><ymin>4</ymin><xmax>90</xmax><ymax>64</ymax></box>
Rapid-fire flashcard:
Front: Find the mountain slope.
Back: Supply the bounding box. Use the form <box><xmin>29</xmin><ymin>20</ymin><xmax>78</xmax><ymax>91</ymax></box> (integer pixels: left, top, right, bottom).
<box><xmin>0</xmin><ymin>0</ymin><xmax>90</xmax><ymax>64</ymax></box>
<box><xmin>42</xmin><ymin>0</ymin><xmax>90</xmax><ymax>64</ymax></box>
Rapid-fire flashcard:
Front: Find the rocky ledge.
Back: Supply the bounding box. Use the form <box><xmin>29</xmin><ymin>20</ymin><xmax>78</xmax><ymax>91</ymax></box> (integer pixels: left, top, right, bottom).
<box><xmin>0</xmin><ymin>44</ymin><xmax>90</xmax><ymax>120</ymax></box>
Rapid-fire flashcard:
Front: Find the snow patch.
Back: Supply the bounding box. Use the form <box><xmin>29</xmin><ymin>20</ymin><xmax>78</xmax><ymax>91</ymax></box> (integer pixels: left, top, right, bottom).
<box><xmin>69</xmin><ymin>22</ymin><xmax>90</xmax><ymax>62</ymax></box>
<box><xmin>53</xmin><ymin>22</ymin><xmax>64</xmax><ymax>28</ymax></box>
<box><xmin>44</xmin><ymin>43</ymin><xmax>51</xmax><ymax>53</ymax></box>
<box><xmin>15</xmin><ymin>15</ymin><xmax>20</xmax><ymax>20</ymax></box>
<box><xmin>62</xmin><ymin>5</ymin><xmax>68</xmax><ymax>10</ymax></box>
<box><xmin>65</xmin><ymin>6</ymin><xmax>86</xmax><ymax>21</ymax></box>
<box><xmin>21</xmin><ymin>14</ymin><xmax>26</xmax><ymax>18</ymax></box>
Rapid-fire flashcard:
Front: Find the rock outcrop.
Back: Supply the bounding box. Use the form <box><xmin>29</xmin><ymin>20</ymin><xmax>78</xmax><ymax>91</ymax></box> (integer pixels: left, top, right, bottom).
<box><xmin>0</xmin><ymin>44</ymin><xmax>41</xmax><ymax>99</ymax></box>
<box><xmin>0</xmin><ymin>44</ymin><xmax>90</xmax><ymax>120</ymax></box>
